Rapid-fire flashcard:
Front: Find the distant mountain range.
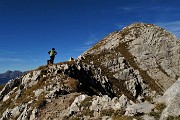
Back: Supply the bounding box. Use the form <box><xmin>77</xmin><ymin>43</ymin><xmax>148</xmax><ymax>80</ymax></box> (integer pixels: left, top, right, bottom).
<box><xmin>0</xmin><ymin>70</ymin><xmax>23</xmax><ymax>84</ymax></box>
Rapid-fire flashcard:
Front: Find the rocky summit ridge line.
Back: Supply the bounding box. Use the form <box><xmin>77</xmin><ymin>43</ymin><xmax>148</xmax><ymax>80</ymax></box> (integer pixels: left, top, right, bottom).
<box><xmin>0</xmin><ymin>23</ymin><xmax>180</xmax><ymax>120</ymax></box>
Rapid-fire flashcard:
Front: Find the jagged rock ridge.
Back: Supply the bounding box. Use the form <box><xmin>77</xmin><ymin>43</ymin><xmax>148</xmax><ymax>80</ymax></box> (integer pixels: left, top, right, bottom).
<box><xmin>0</xmin><ymin>23</ymin><xmax>180</xmax><ymax>120</ymax></box>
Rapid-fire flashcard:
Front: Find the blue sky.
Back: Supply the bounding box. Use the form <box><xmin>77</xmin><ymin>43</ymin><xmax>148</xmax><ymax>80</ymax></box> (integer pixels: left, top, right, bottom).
<box><xmin>0</xmin><ymin>0</ymin><xmax>180</xmax><ymax>73</ymax></box>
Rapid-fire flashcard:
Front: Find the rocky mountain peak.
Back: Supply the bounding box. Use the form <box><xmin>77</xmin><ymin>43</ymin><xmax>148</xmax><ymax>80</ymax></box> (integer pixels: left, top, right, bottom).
<box><xmin>0</xmin><ymin>22</ymin><xmax>180</xmax><ymax>120</ymax></box>
<box><xmin>0</xmin><ymin>70</ymin><xmax>23</xmax><ymax>85</ymax></box>
<box><xmin>82</xmin><ymin>22</ymin><xmax>180</xmax><ymax>91</ymax></box>
<box><xmin>83</xmin><ymin>23</ymin><xmax>178</xmax><ymax>55</ymax></box>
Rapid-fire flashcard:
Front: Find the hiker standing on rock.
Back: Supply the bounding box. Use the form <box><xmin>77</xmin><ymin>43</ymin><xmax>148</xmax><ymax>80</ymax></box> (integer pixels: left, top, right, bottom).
<box><xmin>48</xmin><ymin>48</ymin><xmax>57</xmax><ymax>64</ymax></box>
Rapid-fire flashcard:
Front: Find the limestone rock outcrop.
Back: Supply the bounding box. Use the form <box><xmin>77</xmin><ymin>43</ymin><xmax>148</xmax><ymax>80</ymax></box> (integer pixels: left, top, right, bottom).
<box><xmin>0</xmin><ymin>23</ymin><xmax>180</xmax><ymax>120</ymax></box>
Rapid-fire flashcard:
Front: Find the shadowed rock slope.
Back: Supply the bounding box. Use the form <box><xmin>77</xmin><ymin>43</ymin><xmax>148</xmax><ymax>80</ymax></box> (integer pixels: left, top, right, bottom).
<box><xmin>0</xmin><ymin>23</ymin><xmax>180</xmax><ymax>120</ymax></box>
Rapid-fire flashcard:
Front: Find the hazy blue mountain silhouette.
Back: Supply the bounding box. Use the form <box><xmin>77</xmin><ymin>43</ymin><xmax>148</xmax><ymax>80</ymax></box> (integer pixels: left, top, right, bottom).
<box><xmin>0</xmin><ymin>70</ymin><xmax>23</xmax><ymax>85</ymax></box>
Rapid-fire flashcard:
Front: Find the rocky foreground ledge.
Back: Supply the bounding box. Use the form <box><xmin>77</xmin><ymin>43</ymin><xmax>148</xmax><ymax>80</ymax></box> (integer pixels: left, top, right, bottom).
<box><xmin>0</xmin><ymin>60</ymin><xmax>180</xmax><ymax>120</ymax></box>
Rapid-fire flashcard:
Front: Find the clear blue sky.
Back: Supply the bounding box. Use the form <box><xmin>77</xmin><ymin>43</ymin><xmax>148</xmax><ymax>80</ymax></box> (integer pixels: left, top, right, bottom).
<box><xmin>0</xmin><ymin>0</ymin><xmax>180</xmax><ymax>73</ymax></box>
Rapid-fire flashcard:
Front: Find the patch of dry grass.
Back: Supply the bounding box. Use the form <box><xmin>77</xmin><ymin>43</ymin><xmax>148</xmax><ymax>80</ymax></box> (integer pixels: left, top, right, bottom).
<box><xmin>81</xmin><ymin>96</ymin><xmax>93</xmax><ymax>108</ymax></box>
<box><xmin>13</xmin><ymin>77</ymin><xmax>50</xmax><ymax>110</ymax></box>
<box><xmin>0</xmin><ymin>92</ymin><xmax>18</xmax><ymax>118</ymax></box>
<box><xmin>36</xmin><ymin>65</ymin><xmax>48</xmax><ymax>71</ymax></box>
<box><xmin>167</xmin><ymin>116</ymin><xmax>180</xmax><ymax>120</ymax></box>
<box><xmin>63</xmin><ymin>77</ymin><xmax>79</xmax><ymax>92</ymax></box>
<box><xmin>0</xmin><ymin>84</ymin><xmax>5</xmax><ymax>91</ymax></box>
<box><xmin>100</xmin><ymin>109</ymin><xmax>142</xmax><ymax>120</ymax></box>
<box><xmin>112</xmin><ymin>115</ymin><xmax>142</xmax><ymax>120</ymax></box>
<box><xmin>149</xmin><ymin>103</ymin><xmax>166</xmax><ymax>119</ymax></box>
<box><xmin>32</xmin><ymin>92</ymin><xmax>46</xmax><ymax>109</ymax></box>
<box><xmin>80</xmin><ymin>96</ymin><xmax>94</xmax><ymax>116</ymax></box>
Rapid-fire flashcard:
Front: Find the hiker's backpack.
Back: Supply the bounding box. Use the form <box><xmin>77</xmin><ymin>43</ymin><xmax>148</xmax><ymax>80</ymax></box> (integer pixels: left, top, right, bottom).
<box><xmin>50</xmin><ymin>50</ymin><xmax>55</xmax><ymax>56</ymax></box>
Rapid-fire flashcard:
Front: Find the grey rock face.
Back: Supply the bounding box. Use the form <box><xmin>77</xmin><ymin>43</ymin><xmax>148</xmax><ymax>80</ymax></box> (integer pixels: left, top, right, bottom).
<box><xmin>34</xmin><ymin>89</ymin><xmax>44</xmax><ymax>98</ymax></box>
<box><xmin>0</xmin><ymin>78</ymin><xmax>20</xmax><ymax>101</ymax></box>
<box><xmin>67</xmin><ymin>94</ymin><xmax>87</xmax><ymax>116</ymax></box>
<box><xmin>90</xmin><ymin>94</ymin><xmax>130</xmax><ymax>112</ymax></box>
<box><xmin>142</xmin><ymin>115</ymin><xmax>155</xmax><ymax>120</ymax></box>
<box><xmin>127</xmin><ymin>23</ymin><xmax>180</xmax><ymax>90</ymax></box>
<box><xmin>125</xmin><ymin>101</ymin><xmax>155</xmax><ymax>116</ymax></box>
<box><xmin>21</xmin><ymin>70</ymin><xmax>41</xmax><ymax>88</ymax></box>
<box><xmin>81</xmin><ymin>23</ymin><xmax>180</xmax><ymax>99</ymax></box>
<box><xmin>158</xmin><ymin>78</ymin><xmax>180</xmax><ymax>119</ymax></box>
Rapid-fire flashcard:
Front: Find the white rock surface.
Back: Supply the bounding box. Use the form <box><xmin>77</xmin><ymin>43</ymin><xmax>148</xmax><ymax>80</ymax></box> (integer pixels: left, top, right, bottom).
<box><xmin>142</xmin><ymin>115</ymin><xmax>155</xmax><ymax>120</ymax></box>
<box><xmin>125</xmin><ymin>101</ymin><xmax>155</xmax><ymax>116</ymax></box>
<box><xmin>159</xmin><ymin>78</ymin><xmax>180</xmax><ymax>119</ymax></box>
<box><xmin>34</xmin><ymin>89</ymin><xmax>44</xmax><ymax>97</ymax></box>
<box><xmin>90</xmin><ymin>94</ymin><xmax>130</xmax><ymax>112</ymax></box>
<box><xmin>67</xmin><ymin>94</ymin><xmax>87</xmax><ymax>115</ymax></box>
